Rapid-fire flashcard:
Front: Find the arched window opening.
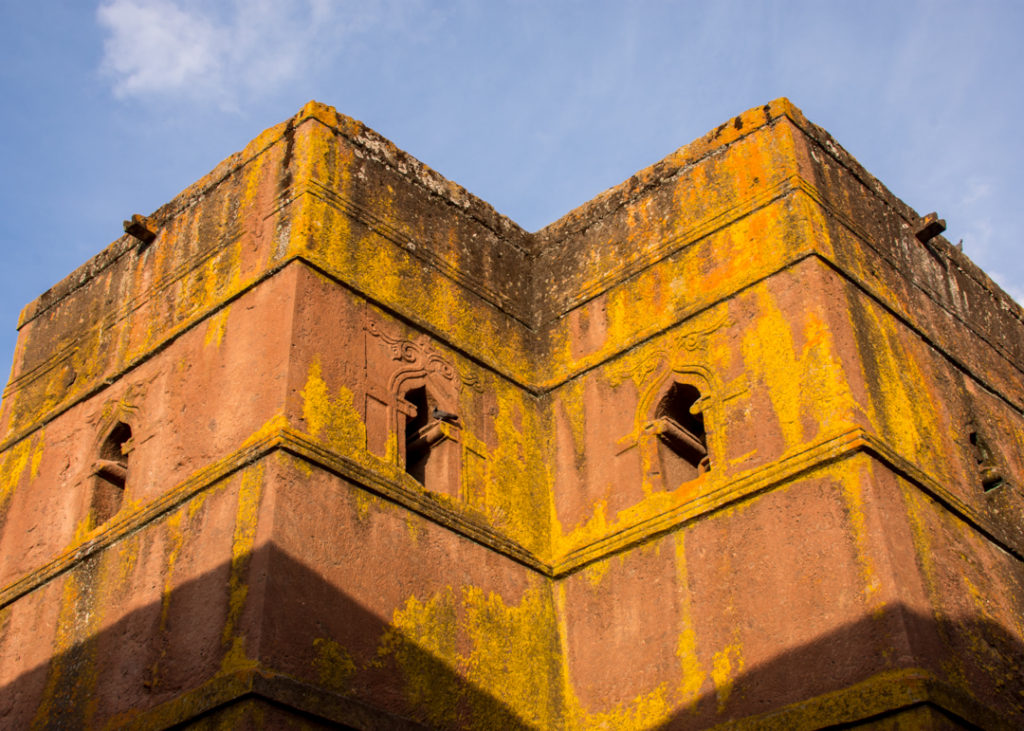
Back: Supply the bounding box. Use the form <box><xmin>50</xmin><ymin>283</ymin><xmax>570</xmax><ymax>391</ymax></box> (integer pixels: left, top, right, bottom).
<box><xmin>969</xmin><ymin>430</ymin><xmax>1005</xmax><ymax>492</ymax></box>
<box><xmin>404</xmin><ymin>386</ymin><xmax>431</xmax><ymax>484</ymax></box>
<box><xmin>650</xmin><ymin>383</ymin><xmax>709</xmax><ymax>488</ymax></box>
<box><xmin>92</xmin><ymin>422</ymin><xmax>132</xmax><ymax>526</ymax></box>
<box><xmin>402</xmin><ymin>384</ymin><xmax>461</xmax><ymax>493</ymax></box>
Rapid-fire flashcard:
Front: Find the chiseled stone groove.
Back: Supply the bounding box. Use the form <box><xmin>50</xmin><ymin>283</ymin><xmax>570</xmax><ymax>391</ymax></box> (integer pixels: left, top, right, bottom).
<box><xmin>300</xmin><ymin>179</ymin><xmax>528</xmax><ymax>325</ymax></box>
<box><xmin>98</xmin><ymin>659</ymin><xmax>1002</xmax><ymax>730</ymax></box>
<box><xmin>709</xmin><ymin>667</ymin><xmax>1001</xmax><ymax>731</ymax></box>
<box><xmin>118</xmin><ymin>668</ymin><xmax>429</xmax><ymax>731</ymax></box>
<box><xmin>538</xmin><ymin>173</ymin><xmax>803</xmax><ymax>324</ymax></box>
<box><xmin>15</xmin><ymin>115</ymin><xmax>292</xmax><ymax>332</ymax></box>
<box><xmin>796</xmin><ymin>177</ymin><xmax>1024</xmax><ymax>388</ymax></box>
<box><xmin>3</xmin><ymin>420</ymin><xmax>1016</xmax><ymax>612</ymax></box>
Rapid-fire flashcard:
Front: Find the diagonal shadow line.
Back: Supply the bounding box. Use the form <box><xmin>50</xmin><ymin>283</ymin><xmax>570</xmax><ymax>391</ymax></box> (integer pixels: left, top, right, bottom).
<box><xmin>0</xmin><ymin>545</ymin><xmax>533</xmax><ymax>729</ymax></box>
<box><xmin>2</xmin><ymin>545</ymin><xmax>1023</xmax><ymax>729</ymax></box>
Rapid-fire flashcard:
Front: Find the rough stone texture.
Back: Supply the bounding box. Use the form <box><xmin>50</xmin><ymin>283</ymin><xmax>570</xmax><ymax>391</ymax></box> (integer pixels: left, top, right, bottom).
<box><xmin>0</xmin><ymin>99</ymin><xmax>1022</xmax><ymax>729</ymax></box>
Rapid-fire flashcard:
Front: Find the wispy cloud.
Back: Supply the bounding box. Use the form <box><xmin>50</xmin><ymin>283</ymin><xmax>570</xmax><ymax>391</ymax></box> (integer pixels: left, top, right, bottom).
<box><xmin>98</xmin><ymin>0</ymin><xmax>222</xmax><ymax>98</ymax></box>
<box><xmin>96</xmin><ymin>0</ymin><xmax>419</xmax><ymax>107</ymax></box>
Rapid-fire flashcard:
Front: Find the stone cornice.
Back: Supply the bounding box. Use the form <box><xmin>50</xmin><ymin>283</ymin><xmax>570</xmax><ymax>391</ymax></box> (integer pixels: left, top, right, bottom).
<box><xmin>3</xmin><ymin>419</ymin><xmax>1018</xmax><ymax>612</ymax></box>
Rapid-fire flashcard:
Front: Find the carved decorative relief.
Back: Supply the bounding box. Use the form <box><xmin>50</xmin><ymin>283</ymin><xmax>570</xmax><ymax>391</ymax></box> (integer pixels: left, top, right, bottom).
<box><xmin>364</xmin><ymin>320</ymin><xmax>478</xmax><ymax>501</ymax></box>
<box><xmin>365</xmin><ymin>320</ymin><xmax>482</xmax><ymax>392</ymax></box>
<box><xmin>366</xmin><ymin>322</ymin><xmax>457</xmax><ymax>381</ymax></box>
<box><xmin>610</xmin><ymin>316</ymin><xmax>736</xmax><ymax>500</ymax></box>
<box><xmin>89</xmin><ymin>385</ymin><xmax>144</xmax><ymax>445</ymax></box>
<box><xmin>629</xmin><ymin>314</ymin><xmax>729</xmax><ymax>387</ymax></box>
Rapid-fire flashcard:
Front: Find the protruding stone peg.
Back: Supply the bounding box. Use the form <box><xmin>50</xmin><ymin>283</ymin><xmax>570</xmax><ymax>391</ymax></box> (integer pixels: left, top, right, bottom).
<box><xmin>915</xmin><ymin>212</ymin><xmax>946</xmax><ymax>244</ymax></box>
<box><xmin>124</xmin><ymin>214</ymin><xmax>158</xmax><ymax>244</ymax></box>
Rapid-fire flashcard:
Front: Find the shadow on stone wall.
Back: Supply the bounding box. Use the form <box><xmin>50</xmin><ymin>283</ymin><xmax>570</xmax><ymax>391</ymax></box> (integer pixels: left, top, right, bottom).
<box><xmin>652</xmin><ymin>599</ymin><xmax>1023</xmax><ymax>730</ymax></box>
<box><xmin>1</xmin><ymin>544</ymin><xmax>1022</xmax><ymax>729</ymax></box>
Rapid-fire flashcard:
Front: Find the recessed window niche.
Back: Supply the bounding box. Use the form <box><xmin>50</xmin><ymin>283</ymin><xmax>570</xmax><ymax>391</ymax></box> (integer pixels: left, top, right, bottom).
<box><xmin>647</xmin><ymin>383</ymin><xmax>709</xmax><ymax>489</ymax></box>
<box><xmin>400</xmin><ymin>384</ymin><xmax>462</xmax><ymax>497</ymax></box>
<box><xmin>91</xmin><ymin>421</ymin><xmax>132</xmax><ymax>526</ymax></box>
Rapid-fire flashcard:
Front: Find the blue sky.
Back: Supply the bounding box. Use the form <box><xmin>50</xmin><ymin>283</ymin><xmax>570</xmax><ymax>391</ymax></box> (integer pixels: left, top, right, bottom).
<box><xmin>1</xmin><ymin>1</ymin><xmax>1022</xmax><ymax>382</ymax></box>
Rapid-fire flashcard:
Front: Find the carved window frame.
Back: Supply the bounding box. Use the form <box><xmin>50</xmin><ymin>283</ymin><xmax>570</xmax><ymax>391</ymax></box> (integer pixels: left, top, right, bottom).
<box><xmin>390</xmin><ymin>367</ymin><xmax>462</xmax><ymax>495</ymax></box>
<box><xmin>392</xmin><ymin>374</ymin><xmax>461</xmax><ymax>484</ymax></box>
<box><xmin>90</xmin><ymin>420</ymin><xmax>133</xmax><ymax>527</ymax></box>
<box><xmin>635</xmin><ymin>366</ymin><xmax>721</xmax><ymax>494</ymax></box>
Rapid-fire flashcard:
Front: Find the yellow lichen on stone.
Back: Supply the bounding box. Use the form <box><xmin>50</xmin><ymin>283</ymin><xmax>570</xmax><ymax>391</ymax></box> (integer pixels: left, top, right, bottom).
<box><xmin>220</xmin><ymin>464</ymin><xmax>264</xmax><ymax>675</ymax></box>
<box><xmin>31</xmin><ymin>554</ymin><xmax>104</xmax><ymax>729</ymax></box>
<box><xmin>203</xmin><ymin>306</ymin><xmax>230</xmax><ymax>348</ymax></box>
<box><xmin>798</xmin><ymin>308</ymin><xmax>860</xmax><ymax>435</ymax></box>
<box><xmin>847</xmin><ymin>297</ymin><xmax>946</xmax><ymax>471</ymax></box>
<box><xmin>240</xmin><ymin>412</ymin><xmax>290</xmax><ymax>449</ymax></box>
<box><xmin>149</xmin><ymin>510</ymin><xmax>186</xmax><ymax>689</ymax></box>
<box><xmin>462</xmin><ymin>584</ymin><xmax>562</xmax><ymax>728</ymax></box>
<box><xmin>378</xmin><ymin>588</ymin><xmax>461</xmax><ymax>727</ymax></box>
<box><xmin>741</xmin><ymin>286</ymin><xmax>804</xmax><ymax>451</ymax></box>
<box><xmin>300</xmin><ymin>357</ymin><xmax>366</xmax><ymax>456</ymax></box>
<box><xmin>485</xmin><ymin>383</ymin><xmax>553</xmax><ymax>559</ymax></box>
<box><xmin>711</xmin><ymin>642</ymin><xmax>745</xmax><ymax>713</ymax></box>
<box><xmin>565</xmin><ymin>683</ymin><xmax>671</xmax><ymax>731</ymax></box>
<box><xmin>583</xmin><ymin>558</ymin><xmax>610</xmax><ymax>588</ymax></box>
<box><xmin>832</xmin><ymin>459</ymin><xmax>884</xmax><ymax>610</ymax></box>
<box><xmin>381</xmin><ymin>582</ymin><xmax>562</xmax><ymax>729</ymax></box>
<box><xmin>674</xmin><ymin>533</ymin><xmax>706</xmax><ymax>711</ymax></box>
<box><xmin>0</xmin><ymin>430</ymin><xmax>44</xmax><ymax>518</ymax></box>
<box><xmin>313</xmin><ymin>637</ymin><xmax>357</xmax><ymax>694</ymax></box>
<box><xmin>557</xmin><ymin>378</ymin><xmax>588</xmax><ymax>468</ymax></box>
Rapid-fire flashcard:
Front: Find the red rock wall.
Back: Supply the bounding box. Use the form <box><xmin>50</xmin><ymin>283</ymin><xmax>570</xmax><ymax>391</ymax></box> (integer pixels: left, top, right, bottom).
<box><xmin>1</xmin><ymin>99</ymin><xmax>1021</xmax><ymax>729</ymax></box>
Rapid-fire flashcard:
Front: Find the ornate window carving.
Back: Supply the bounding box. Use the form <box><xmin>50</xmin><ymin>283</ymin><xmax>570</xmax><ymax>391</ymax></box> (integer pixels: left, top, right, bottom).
<box><xmin>366</xmin><ymin>322</ymin><xmax>473</xmax><ymax>499</ymax></box>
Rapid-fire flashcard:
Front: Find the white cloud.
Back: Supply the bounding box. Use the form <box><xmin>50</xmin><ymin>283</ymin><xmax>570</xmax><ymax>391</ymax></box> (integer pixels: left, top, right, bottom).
<box><xmin>98</xmin><ymin>0</ymin><xmax>223</xmax><ymax>98</ymax></box>
<box><xmin>96</xmin><ymin>0</ymin><xmax>418</xmax><ymax>107</ymax></box>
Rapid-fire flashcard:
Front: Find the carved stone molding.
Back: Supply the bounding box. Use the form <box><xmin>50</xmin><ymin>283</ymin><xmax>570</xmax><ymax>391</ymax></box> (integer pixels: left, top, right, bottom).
<box><xmin>365</xmin><ymin>321</ymin><xmax>483</xmax><ymax>392</ymax></box>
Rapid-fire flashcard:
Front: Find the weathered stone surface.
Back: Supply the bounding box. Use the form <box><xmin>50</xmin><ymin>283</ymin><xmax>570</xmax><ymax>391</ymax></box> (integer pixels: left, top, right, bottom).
<box><xmin>0</xmin><ymin>99</ymin><xmax>1021</xmax><ymax>729</ymax></box>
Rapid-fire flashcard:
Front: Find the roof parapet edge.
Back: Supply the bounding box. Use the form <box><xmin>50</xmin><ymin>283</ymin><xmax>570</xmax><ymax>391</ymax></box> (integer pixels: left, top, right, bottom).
<box><xmin>17</xmin><ymin>100</ymin><xmax>532</xmax><ymax>329</ymax></box>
